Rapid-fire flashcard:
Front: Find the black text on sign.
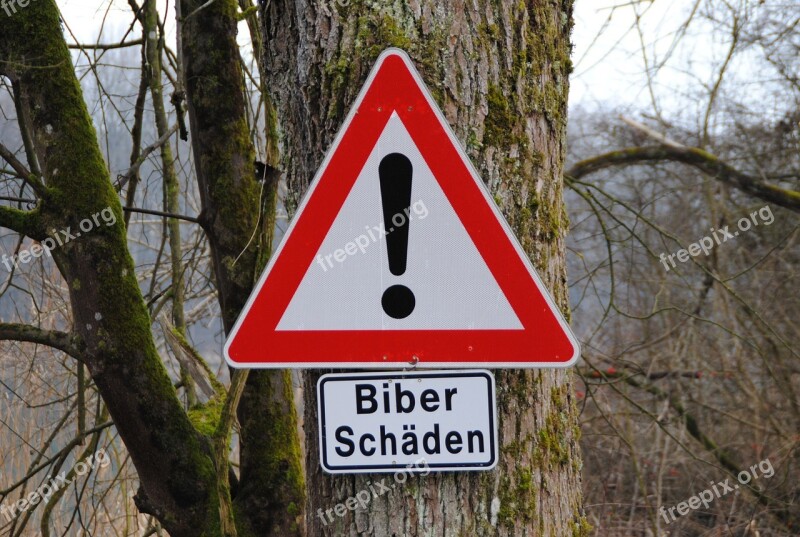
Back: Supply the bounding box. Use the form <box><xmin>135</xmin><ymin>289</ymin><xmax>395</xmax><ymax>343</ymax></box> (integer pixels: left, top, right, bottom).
<box><xmin>317</xmin><ymin>370</ymin><xmax>497</xmax><ymax>473</ymax></box>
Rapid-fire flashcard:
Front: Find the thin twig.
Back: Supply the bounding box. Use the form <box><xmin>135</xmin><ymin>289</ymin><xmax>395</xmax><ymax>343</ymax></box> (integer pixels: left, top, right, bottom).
<box><xmin>68</xmin><ymin>39</ymin><xmax>144</xmax><ymax>50</ymax></box>
<box><xmin>116</xmin><ymin>123</ymin><xmax>179</xmax><ymax>191</ymax></box>
<box><xmin>0</xmin><ymin>196</ymin><xmax>200</xmax><ymax>224</ymax></box>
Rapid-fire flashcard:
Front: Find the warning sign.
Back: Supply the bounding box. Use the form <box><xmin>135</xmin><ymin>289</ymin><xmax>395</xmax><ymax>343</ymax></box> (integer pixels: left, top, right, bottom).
<box><xmin>224</xmin><ymin>48</ymin><xmax>580</xmax><ymax>368</ymax></box>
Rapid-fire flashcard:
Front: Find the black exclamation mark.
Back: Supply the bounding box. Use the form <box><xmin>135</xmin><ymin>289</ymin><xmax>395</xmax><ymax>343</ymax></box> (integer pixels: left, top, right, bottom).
<box><xmin>379</xmin><ymin>153</ymin><xmax>415</xmax><ymax>319</ymax></box>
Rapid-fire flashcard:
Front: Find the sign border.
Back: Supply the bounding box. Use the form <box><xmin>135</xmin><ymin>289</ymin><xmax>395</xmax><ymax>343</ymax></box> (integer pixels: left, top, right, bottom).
<box><xmin>317</xmin><ymin>369</ymin><xmax>498</xmax><ymax>474</ymax></box>
<box><xmin>224</xmin><ymin>48</ymin><xmax>581</xmax><ymax>369</ymax></box>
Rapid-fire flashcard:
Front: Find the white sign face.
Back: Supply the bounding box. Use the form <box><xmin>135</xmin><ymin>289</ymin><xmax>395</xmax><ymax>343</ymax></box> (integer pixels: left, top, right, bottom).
<box><xmin>277</xmin><ymin>112</ymin><xmax>521</xmax><ymax>331</ymax></box>
<box><xmin>317</xmin><ymin>370</ymin><xmax>497</xmax><ymax>474</ymax></box>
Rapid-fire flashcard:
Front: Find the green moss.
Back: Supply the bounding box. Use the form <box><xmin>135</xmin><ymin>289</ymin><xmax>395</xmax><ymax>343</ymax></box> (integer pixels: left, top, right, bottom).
<box><xmin>524</xmin><ymin>194</ymin><xmax>565</xmax><ymax>243</ymax></box>
<box><xmin>551</xmin><ymin>385</ymin><xmax>565</xmax><ymax>408</ymax></box>
<box><xmin>233</xmin><ymin>370</ymin><xmax>304</xmax><ymax>534</ymax></box>
<box><xmin>188</xmin><ymin>397</ymin><xmax>224</xmax><ymax>438</ymax></box>
<box><xmin>507</xmin><ymin>368</ymin><xmax>532</xmax><ymax>404</ymax></box>
<box><xmin>535</xmin><ymin>411</ymin><xmax>571</xmax><ymax>467</ymax></box>
<box><xmin>466</xmin><ymin>129</ymin><xmax>482</xmax><ymax>152</ymax></box>
<box><xmin>526</xmin><ymin>192</ymin><xmax>541</xmax><ymax>218</ymax></box>
<box><xmin>519</xmin><ymin>206</ymin><xmax>533</xmax><ymax>227</ymax></box>
<box><xmin>531</xmin><ymin>381</ymin><xmax>582</xmax><ymax>474</ymax></box>
<box><xmin>503</xmin><ymin>439</ymin><xmax>522</xmax><ymax>458</ymax></box>
<box><xmin>485</xmin><ymin>85</ymin><xmax>516</xmax><ymax>148</ymax></box>
<box><xmin>570</xmin><ymin>515</ymin><xmax>593</xmax><ymax>537</ymax></box>
<box><xmin>324</xmin><ymin>55</ymin><xmax>353</xmax><ymax>120</ymax></box>
<box><xmin>497</xmin><ymin>469</ymin><xmax>538</xmax><ymax>527</ymax></box>
<box><xmin>367</xmin><ymin>15</ymin><xmax>414</xmax><ymax>55</ymax></box>
<box><xmin>236</xmin><ymin>4</ymin><xmax>258</xmax><ymax>20</ymax></box>
<box><xmin>518</xmin><ymin>2</ymin><xmax>574</xmax><ymax>129</ymax></box>
<box><xmin>322</xmin><ymin>4</ymin><xmax>450</xmax><ymax>119</ymax></box>
<box><xmin>477</xmin><ymin>22</ymin><xmax>501</xmax><ymax>43</ymax></box>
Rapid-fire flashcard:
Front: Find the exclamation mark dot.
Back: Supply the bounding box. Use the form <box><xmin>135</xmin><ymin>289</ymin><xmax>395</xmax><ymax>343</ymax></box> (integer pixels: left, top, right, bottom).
<box><xmin>379</xmin><ymin>153</ymin><xmax>415</xmax><ymax>319</ymax></box>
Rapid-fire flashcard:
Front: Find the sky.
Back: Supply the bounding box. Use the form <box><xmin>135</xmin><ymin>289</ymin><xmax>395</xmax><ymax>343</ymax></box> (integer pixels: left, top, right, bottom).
<box><xmin>570</xmin><ymin>0</ymin><xmax>697</xmax><ymax>106</ymax></box>
<box><xmin>53</xmin><ymin>0</ymin><xmax>701</xmax><ymax>110</ymax></box>
<box><xmin>53</xmin><ymin>1</ymin><xmax>792</xmax><ymax>167</ymax></box>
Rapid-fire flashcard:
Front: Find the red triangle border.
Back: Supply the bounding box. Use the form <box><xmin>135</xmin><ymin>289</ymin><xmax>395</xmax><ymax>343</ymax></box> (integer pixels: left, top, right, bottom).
<box><xmin>224</xmin><ymin>49</ymin><xmax>580</xmax><ymax>368</ymax></box>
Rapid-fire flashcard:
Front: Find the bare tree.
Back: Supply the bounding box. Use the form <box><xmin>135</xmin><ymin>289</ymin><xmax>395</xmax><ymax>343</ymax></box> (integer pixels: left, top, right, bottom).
<box><xmin>566</xmin><ymin>1</ymin><xmax>799</xmax><ymax>535</ymax></box>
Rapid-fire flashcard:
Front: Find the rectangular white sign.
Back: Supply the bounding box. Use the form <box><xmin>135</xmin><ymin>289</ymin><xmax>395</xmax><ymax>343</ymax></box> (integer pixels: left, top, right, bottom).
<box><xmin>317</xmin><ymin>370</ymin><xmax>497</xmax><ymax>473</ymax></box>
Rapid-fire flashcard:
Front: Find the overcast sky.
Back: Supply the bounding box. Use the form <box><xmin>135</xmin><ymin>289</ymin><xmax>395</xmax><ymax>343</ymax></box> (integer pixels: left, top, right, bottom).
<box><xmin>53</xmin><ymin>0</ymin><xmax>760</xmax><ymax>123</ymax></box>
<box><xmin>54</xmin><ymin>0</ymin><xmax>703</xmax><ymax>109</ymax></box>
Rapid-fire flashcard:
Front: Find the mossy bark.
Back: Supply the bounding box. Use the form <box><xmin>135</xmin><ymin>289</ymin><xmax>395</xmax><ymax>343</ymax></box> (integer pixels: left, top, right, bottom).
<box><xmin>566</xmin><ymin>145</ymin><xmax>800</xmax><ymax>213</ymax></box>
<box><xmin>0</xmin><ymin>2</ymin><xmax>218</xmax><ymax>536</ymax></box>
<box><xmin>178</xmin><ymin>0</ymin><xmax>305</xmax><ymax>534</ymax></box>
<box><xmin>262</xmin><ymin>0</ymin><xmax>586</xmax><ymax>535</ymax></box>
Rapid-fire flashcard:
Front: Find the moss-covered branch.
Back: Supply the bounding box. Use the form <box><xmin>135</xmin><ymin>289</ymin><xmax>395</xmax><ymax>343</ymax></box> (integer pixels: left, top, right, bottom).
<box><xmin>0</xmin><ymin>205</ymin><xmax>42</xmax><ymax>238</ymax></box>
<box><xmin>142</xmin><ymin>0</ymin><xmax>193</xmax><ymax>406</ymax></box>
<box><xmin>0</xmin><ymin>322</ymin><xmax>84</xmax><ymax>360</ymax></box>
<box><xmin>567</xmin><ymin>145</ymin><xmax>800</xmax><ymax>213</ymax></box>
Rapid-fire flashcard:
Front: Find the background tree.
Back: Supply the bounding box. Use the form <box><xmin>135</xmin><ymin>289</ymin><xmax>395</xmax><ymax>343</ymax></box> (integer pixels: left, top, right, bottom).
<box><xmin>566</xmin><ymin>1</ymin><xmax>799</xmax><ymax>535</ymax></box>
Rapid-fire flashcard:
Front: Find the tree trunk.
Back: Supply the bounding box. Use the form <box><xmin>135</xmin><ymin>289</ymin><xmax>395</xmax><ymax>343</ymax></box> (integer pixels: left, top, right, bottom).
<box><xmin>178</xmin><ymin>0</ymin><xmax>305</xmax><ymax>534</ymax></box>
<box><xmin>261</xmin><ymin>1</ymin><xmax>589</xmax><ymax>535</ymax></box>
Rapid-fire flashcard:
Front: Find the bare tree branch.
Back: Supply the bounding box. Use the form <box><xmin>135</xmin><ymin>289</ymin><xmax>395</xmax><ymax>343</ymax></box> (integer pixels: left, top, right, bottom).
<box><xmin>158</xmin><ymin>314</ymin><xmax>222</xmax><ymax>401</ymax></box>
<box><xmin>584</xmin><ymin>366</ymin><xmax>794</xmax><ymax>529</ymax></box>
<box><xmin>2</xmin><ymin>196</ymin><xmax>200</xmax><ymax>224</ymax></box>
<box><xmin>68</xmin><ymin>38</ymin><xmax>144</xmax><ymax>50</ymax></box>
<box><xmin>0</xmin><ymin>142</ymin><xmax>32</xmax><ymax>180</ymax></box>
<box><xmin>0</xmin><ymin>142</ymin><xmax>45</xmax><ymax>196</ymax></box>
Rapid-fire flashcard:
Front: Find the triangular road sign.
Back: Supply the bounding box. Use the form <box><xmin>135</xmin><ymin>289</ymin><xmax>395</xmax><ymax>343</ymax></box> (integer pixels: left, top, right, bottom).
<box><xmin>225</xmin><ymin>49</ymin><xmax>580</xmax><ymax>368</ymax></box>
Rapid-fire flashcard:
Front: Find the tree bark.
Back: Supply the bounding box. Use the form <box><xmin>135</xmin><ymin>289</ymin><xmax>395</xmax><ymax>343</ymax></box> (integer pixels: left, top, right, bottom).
<box><xmin>261</xmin><ymin>1</ymin><xmax>588</xmax><ymax>535</ymax></box>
